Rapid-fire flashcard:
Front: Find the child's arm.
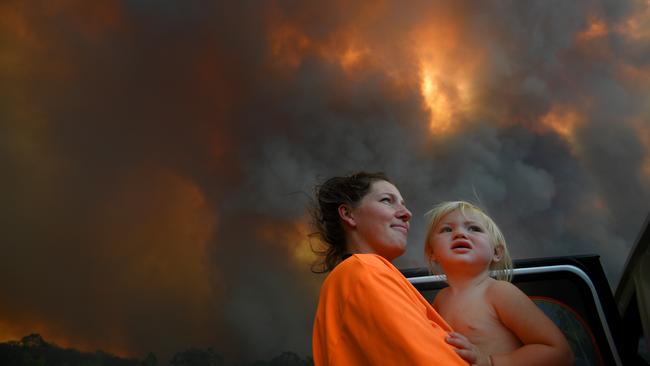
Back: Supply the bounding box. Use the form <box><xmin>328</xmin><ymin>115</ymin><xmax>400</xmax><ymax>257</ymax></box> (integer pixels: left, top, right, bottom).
<box><xmin>487</xmin><ymin>281</ymin><xmax>574</xmax><ymax>366</ymax></box>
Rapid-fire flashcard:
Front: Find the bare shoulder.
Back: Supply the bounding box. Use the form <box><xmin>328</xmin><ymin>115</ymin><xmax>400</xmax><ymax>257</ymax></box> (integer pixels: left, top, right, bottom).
<box><xmin>486</xmin><ymin>278</ymin><xmax>522</xmax><ymax>293</ymax></box>
<box><xmin>484</xmin><ymin>279</ymin><xmax>542</xmax><ymax>321</ymax></box>
<box><xmin>485</xmin><ymin>279</ymin><xmax>529</xmax><ymax>303</ymax></box>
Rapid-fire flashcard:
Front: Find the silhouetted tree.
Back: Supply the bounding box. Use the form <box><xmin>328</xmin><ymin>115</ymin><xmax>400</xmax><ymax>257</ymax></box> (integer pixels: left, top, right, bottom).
<box><xmin>269</xmin><ymin>352</ymin><xmax>312</xmax><ymax>366</ymax></box>
<box><xmin>20</xmin><ymin>334</ymin><xmax>47</xmax><ymax>348</ymax></box>
<box><xmin>0</xmin><ymin>333</ymin><xmax>140</xmax><ymax>366</ymax></box>
<box><xmin>168</xmin><ymin>348</ymin><xmax>224</xmax><ymax>366</ymax></box>
<box><xmin>0</xmin><ymin>334</ymin><xmax>313</xmax><ymax>366</ymax></box>
<box><xmin>242</xmin><ymin>352</ymin><xmax>313</xmax><ymax>366</ymax></box>
<box><xmin>140</xmin><ymin>352</ymin><xmax>157</xmax><ymax>366</ymax></box>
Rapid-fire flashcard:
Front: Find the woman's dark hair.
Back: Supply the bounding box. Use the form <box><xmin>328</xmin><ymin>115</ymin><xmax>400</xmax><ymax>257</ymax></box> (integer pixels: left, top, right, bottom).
<box><xmin>310</xmin><ymin>171</ymin><xmax>390</xmax><ymax>273</ymax></box>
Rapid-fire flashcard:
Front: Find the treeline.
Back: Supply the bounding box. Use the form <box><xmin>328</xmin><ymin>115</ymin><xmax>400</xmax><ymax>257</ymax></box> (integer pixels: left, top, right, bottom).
<box><xmin>0</xmin><ymin>334</ymin><xmax>313</xmax><ymax>366</ymax></box>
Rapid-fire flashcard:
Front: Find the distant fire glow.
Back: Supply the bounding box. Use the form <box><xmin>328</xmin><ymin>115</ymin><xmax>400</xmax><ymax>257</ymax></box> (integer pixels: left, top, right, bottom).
<box><xmin>419</xmin><ymin>62</ymin><xmax>473</xmax><ymax>135</ymax></box>
<box><xmin>539</xmin><ymin>106</ymin><xmax>584</xmax><ymax>147</ymax></box>
<box><xmin>579</xmin><ymin>18</ymin><xmax>609</xmax><ymax>41</ymax></box>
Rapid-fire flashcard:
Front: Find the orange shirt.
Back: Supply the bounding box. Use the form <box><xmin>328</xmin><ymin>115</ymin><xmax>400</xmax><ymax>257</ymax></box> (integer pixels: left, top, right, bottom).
<box><xmin>312</xmin><ymin>254</ymin><xmax>467</xmax><ymax>365</ymax></box>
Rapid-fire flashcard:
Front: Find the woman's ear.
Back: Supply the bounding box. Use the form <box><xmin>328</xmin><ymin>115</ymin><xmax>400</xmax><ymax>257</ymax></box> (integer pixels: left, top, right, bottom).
<box><xmin>338</xmin><ymin>204</ymin><xmax>356</xmax><ymax>227</ymax></box>
<box><xmin>492</xmin><ymin>245</ymin><xmax>504</xmax><ymax>262</ymax></box>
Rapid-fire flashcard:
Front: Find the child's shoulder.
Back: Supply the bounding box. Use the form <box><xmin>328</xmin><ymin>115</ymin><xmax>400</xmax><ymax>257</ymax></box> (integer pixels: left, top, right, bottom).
<box><xmin>485</xmin><ymin>278</ymin><xmax>532</xmax><ymax>308</ymax></box>
<box><xmin>485</xmin><ymin>279</ymin><xmax>526</xmax><ymax>298</ymax></box>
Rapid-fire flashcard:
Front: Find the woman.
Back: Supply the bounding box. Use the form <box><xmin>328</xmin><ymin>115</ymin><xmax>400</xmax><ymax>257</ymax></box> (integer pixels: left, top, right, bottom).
<box><xmin>311</xmin><ymin>172</ymin><xmax>467</xmax><ymax>365</ymax></box>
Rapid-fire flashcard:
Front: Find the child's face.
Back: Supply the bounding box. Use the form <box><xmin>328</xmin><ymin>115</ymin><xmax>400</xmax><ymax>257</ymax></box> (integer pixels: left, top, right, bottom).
<box><xmin>428</xmin><ymin>209</ymin><xmax>497</xmax><ymax>272</ymax></box>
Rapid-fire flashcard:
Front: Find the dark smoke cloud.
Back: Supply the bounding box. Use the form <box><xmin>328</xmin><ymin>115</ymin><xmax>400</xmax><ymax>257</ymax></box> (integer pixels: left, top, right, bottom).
<box><xmin>1</xmin><ymin>0</ymin><xmax>649</xmax><ymax>363</ymax></box>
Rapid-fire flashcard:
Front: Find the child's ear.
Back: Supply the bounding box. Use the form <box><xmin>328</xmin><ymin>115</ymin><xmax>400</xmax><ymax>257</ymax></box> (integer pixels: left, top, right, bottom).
<box><xmin>425</xmin><ymin>243</ymin><xmax>436</xmax><ymax>262</ymax></box>
<box><xmin>338</xmin><ymin>204</ymin><xmax>356</xmax><ymax>227</ymax></box>
<box><xmin>492</xmin><ymin>245</ymin><xmax>504</xmax><ymax>262</ymax></box>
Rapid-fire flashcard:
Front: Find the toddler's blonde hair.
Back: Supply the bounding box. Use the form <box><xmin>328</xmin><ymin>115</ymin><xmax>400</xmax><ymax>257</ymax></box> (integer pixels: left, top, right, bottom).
<box><xmin>424</xmin><ymin>201</ymin><xmax>513</xmax><ymax>281</ymax></box>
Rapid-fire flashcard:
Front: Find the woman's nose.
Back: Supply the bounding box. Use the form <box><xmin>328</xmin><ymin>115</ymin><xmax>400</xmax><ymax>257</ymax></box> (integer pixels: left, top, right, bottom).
<box><xmin>396</xmin><ymin>204</ymin><xmax>412</xmax><ymax>222</ymax></box>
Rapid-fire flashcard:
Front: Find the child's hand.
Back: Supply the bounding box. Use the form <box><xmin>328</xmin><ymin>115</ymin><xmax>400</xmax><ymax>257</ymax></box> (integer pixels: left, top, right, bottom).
<box><xmin>445</xmin><ymin>331</ymin><xmax>492</xmax><ymax>366</ymax></box>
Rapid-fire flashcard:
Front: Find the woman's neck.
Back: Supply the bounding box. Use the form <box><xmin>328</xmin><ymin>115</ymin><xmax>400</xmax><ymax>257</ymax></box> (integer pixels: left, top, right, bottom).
<box><xmin>346</xmin><ymin>240</ymin><xmax>374</xmax><ymax>255</ymax></box>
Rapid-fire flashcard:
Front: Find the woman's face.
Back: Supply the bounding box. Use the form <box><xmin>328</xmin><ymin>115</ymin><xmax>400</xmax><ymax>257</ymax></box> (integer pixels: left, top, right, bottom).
<box><xmin>346</xmin><ymin>180</ymin><xmax>412</xmax><ymax>261</ymax></box>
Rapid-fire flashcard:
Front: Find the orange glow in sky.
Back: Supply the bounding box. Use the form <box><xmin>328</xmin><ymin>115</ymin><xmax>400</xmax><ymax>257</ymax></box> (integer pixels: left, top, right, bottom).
<box><xmin>267</xmin><ymin>11</ymin><xmax>482</xmax><ymax>136</ymax></box>
<box><xmin>257</xmin><ymin>218</ymin><xmax>318</xmax><ymax>268</ymax></box>
<box><xmin>579</xmin><ymin>18</ymin><xmax>609</xmax><ymax>41</ymax></box>
<box><xmin>539</xmin><ymin>106</ymin><xmax>584</xmax><ymax>147</ymax></box>
<box><xmin>411</xmin><ymin>19</ymin><xmax>481</xmax><ymax>135</ymax></box>
<box><xmin>419</xmin><ymin>61</ymin><xmax>474</xmax><ymax>135</ymax></box>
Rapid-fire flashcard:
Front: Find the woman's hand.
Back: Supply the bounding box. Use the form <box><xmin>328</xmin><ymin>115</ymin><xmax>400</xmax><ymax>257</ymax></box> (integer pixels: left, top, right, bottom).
<box><xmin>445</xmin><ymin>332</ymin><xmax>492</xmax><ymax>366</ymax></box>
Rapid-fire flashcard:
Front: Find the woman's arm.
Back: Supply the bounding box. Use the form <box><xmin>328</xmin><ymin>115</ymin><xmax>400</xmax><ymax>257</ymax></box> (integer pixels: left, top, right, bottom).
<box><xmin>487</xmin><ymin>281</ymin><xmax>574</xmax><ymax>366</ymax></box>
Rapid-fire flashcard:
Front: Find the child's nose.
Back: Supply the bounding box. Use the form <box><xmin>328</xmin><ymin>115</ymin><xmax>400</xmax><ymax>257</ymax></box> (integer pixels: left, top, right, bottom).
<box><xmin>453</xmin><ymin>229</ymin><xmax>468</xmax><ymax>239</ymax></box>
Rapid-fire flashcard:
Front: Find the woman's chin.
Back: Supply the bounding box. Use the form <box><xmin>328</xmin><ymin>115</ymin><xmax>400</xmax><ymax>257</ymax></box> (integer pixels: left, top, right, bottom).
<box><xmin>382</xmin><ymin>244</ymin><xmax>407</xmax><ymax>261</ymax></box>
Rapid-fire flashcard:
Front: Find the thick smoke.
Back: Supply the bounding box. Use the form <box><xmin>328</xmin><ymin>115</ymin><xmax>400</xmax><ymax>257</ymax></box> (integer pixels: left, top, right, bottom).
<box><xmin>0</xmin><ymin>0</ymin><xmax>649</xmax><ymax>363</ymax></box>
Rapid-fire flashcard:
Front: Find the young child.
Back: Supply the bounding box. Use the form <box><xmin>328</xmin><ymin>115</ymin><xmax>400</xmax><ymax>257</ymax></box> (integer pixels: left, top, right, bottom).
<box><xmin>424</xmin><ymin>201</ymin><xmax>574</xmax><ymax>366</ymax></box>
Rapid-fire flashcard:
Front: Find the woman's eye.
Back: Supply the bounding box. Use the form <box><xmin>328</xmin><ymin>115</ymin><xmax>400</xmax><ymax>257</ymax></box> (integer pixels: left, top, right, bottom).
<box><xmin>380</xmin><ymin>197</ymin><xmax>391</xmax><ymax>203</ymax></box>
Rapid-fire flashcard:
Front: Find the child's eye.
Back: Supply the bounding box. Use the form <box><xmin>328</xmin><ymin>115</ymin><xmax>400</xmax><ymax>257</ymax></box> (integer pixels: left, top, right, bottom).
<box><xmin>439</xmin><ymin>227</ymin><xmax>452</xmax><ymax>233</ymax></box>
<box><xmin>469</xmin><ymin>225</ymin><xmax>484</xmax><ymax>232</ymax></box>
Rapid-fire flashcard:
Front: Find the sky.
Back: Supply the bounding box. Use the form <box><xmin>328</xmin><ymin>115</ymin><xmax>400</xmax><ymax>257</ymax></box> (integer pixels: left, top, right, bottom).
<box><xmin>1</xmin><ymin>0</ymin><xmax>650</xmax><ymax>364</ymax></box>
